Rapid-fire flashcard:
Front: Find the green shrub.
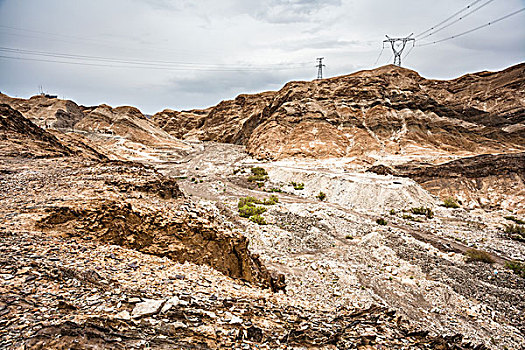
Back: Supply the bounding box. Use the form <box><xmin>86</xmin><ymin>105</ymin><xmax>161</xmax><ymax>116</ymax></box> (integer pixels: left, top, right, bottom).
<box><xmin>291</xmin><ymin>181</ymin><xmax>304</xmax><ymax>190</ymax></box>
<box><xmin>505</xmin><ymin>260</ymin><xmax>525</xmax><ymax>278</ymax></box>
<box><xmin>238</xmin><ymin>196</ymin><xmax>262</xmax><ymax>208</ymax></box>
<box><xmin>248</xmin><ymin>174</ymin><xmax>268</xmax><ymax>183</ymax></box>
<box><xmin>238</xmin><ymin>205</ymin><xmax>267</xmax><ymax>218</ymax></box>
<box><xmin>266</xmin><ymin>188</ymin><xmax>282</xmax><ymax>193</ymax></box>
<box><xmin>390</xmin><ymin>209</ymin><xmax>396</xmax><ymax>215</ymax></box>
<box><xmin>239</xmin><ymin>195</ymin><xmax>278</xmax><ymax>208</ymax></box>
<box><xmin>263</xmin><ymin>195</ymin><xmax>279</xmax><ymax>205</ymax></box>
<box><xmin>402</xmin><ymin>214</ymin><xmax>415</xmax><ymax>220</ymax></box>
<box><xmin>410</xmin><ymin>207</ymin><xmax>434</xmax><ymax>219</ymax></box>
<box><xmin>504</xmin><ymin>216</ymin><xmax>525</xmax><ymax>225</ymax></box>
<box><xmin>249</xmin><ymin>214</ymin><xmax>267</xmax><ymax>225</ymax></box>
<box><xmin>376</xmin><ymin>218</ymin><xmax>387</xmax><ymax>225</ymax></box>
<box><xmin>345</xmin><ymin>235</ymin><xmax>353</xmax><ymax>240</ymax></box>
<box><xmin>504</xmin><ymin>224</ymin><xmax>525</xmax><ymax>242</ymax></box>
<box><xmin>465</xmin><ymin>249</ymin><xmax>494</xmax><ymax>264</ymax></box>
<box><xmin>251</xmin><ymin>167</ymin><xmax>268</xmax><ymax>176</ymax></box>
<box><xmin>443</xmin><ymin>197</ymin><xmax>460</xmax><ymax>208</ymax></box>
<box><xmin>316</xmin><ymin>191</ymin><xmax>326</xmax><ymax>201</ymax></box>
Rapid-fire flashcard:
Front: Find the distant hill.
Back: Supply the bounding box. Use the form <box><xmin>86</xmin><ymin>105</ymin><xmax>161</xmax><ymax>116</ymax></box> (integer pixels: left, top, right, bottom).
<box><xmin>152</xmin><ymin>63</ymin><xmax>525</xmax><ymax>162</ymax></box>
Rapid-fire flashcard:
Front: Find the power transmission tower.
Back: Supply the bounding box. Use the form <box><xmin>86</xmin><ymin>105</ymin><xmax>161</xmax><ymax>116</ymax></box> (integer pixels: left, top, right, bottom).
<box><xmin>383</xmin><ymin>34</ymin><xmax>415</xmax><ymax>66</ymax></box>
<box><xmin>316</xmin><ymin>57</ymin><xmax>325</xmax><ymax>79</ymax></box>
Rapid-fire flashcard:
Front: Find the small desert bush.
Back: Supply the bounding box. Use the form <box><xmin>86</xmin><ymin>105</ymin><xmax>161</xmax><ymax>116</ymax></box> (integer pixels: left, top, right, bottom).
<box><xmin>464</xmin><ymin>249</ymin><xmax>494</xmax><ymax>264</ymax></box>
<box><xmin>505</xmin><ymin>260</ymin><xmax>525</xmax><ymax>278</ymax></box>
<box><xmin>390</xmin><ymin>209</ymin><xmax>396</xmax><ymax>215</ymax></box>
<box><xmin>504</xmin><ymin>216</ymin><xmax>525</xmax><ymax>225</ymax></box>
<box><xmin>504</xmin><ymin>224</ymin><xmax>525</xmax><ymax>242</ymax></box>
<box><xmin>316</xmin><ymin>191</ymin><xmax>327</xmax><ymax>201</ymax></box>
<box><xmin>410</xmin><ymin>207</ymin><xmax>434</xmax><ymax>219</ymax></box>
<box><xmin>248</xmin><ymin>174</ymin><xmax>268</xmax><ymax>183</ymax></box>
<box><xmin>443</xmin><ymin>197</ymin><xmax>460</xmax><ymax>209</ymax></box>
<box><xmin>238</xmin><ymin>196</ymin><xmax>262</xmax><ymax>208</ymax></box>
<box><xmin>263</xmin><ymin>195</ymin><xmax>279</xmax><ymax>205</ymax></box>
<box><xmin>376</xmin><ymin>218</ymin><xmax>387</xmax><ymax>225</ymax></box>
<box><xmin>291</xmin><ymin>181</ymin><xmax>304</xmax><ymax>190</ymax></box>
<box><xmin>249</xmin><ymin>214</ymin><xmax>267</xmax><ymax>225</ymax></box>
<box><xmin>251</xmin><ymin>167</ymin><xmax>268</xmax><ymax>176</ymax></box>
<box><xmin>239</xmin><ymin>195</ymin><xmax>278</xmax><ymax>208</ymax></box>
<box><xmin>238</xmin><ymin>205</ymin><xmax>267</xmax><ymax>218</ymax></box>
<box><xmin>266</xmin><ymin>188</ymin><xmax>282</xmax><ymax>193</ymax></box>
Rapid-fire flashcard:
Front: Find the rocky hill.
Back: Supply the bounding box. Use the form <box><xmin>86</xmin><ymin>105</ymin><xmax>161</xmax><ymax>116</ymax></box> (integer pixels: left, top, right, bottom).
<box><xmin>0</xmin><ymin>104</ymin><xmax>72</xmax><ymax>158</ymax></box>
<box><xmin>152</xmin><ymin>63</ymin><xmax>525</xmax><ymax>162</ymax></box>
<box><xmin>2</xmin><ymin>64</ymin><xmax>525</xmax><ymax>349</ymax></box>
<box><xmin>0</xmin><ymin>93</ymin><xmax>85</xmax><ymax>129</ymax></box>
<box><xmin>0</xmin><ymin>93</ymin><xmax>189</xmax><ymax>162</ymax></box>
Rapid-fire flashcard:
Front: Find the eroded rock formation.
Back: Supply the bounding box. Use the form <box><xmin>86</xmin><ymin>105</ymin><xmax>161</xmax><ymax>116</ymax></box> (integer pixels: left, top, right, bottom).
<box><xmin>37</xmin><ymin>200</ymin><xmax>279</xmax><ymax>289</ymax></box>
<box><xmin>0</xmin><ymin>104</ymin><xmax>71</xmax><ymax>158</ymax></box>
<box><xmin>152</xmin><ymin>63</ymin><xmax>525</xmax><ymax>160</ymax></box>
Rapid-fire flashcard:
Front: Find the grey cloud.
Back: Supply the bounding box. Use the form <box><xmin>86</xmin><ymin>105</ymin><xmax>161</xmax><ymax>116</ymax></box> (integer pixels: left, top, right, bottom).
<box><xmin>252</xmin><ymin>0</ymin><xmax>343</xmax><ymax>23</ymax></box>
<box><xmin>0</xmin><ymin>0</ymin><xmax>523</xmax><ymax>114</ymax></box>
<box><xmin>167</xmin><ymin>70</ymin><xmax>300</xmax><ymax>95</ymax></box>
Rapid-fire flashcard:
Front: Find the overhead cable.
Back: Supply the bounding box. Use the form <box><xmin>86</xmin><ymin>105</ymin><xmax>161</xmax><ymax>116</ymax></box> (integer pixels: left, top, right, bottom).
<box><xmin>417</xmin><ymin>7</ymin><xmax>525</xmax><ymax>47</ymax></box>
<box><xmin>417</xmin><ymin>0</ymin><xmax>496</xmax><ymax>41</ymax></box>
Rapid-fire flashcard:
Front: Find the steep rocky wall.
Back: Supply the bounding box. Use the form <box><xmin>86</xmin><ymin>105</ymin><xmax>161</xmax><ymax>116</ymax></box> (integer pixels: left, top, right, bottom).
<box><xmin>0</xmin><ymin>93</ymin><xmax>85</xmax><ymax>129</ymax></box>
<box><xmin>152</xmin><ymin>63</ymin><xmax>525</xmax><ymax>160</ymax></box>
<box><xmin>370</xmin><ymin>152</ymin><xmax>525</xmax><ymax>212</ymax></box>
<box><xmin>0</xmin><ymin>104</ymin><xmax>72</xmax><ymax>158</ymax></box>
<box><xmin>37</xmin><ymin>201</ymin><xmax>282</xmax><ymax>290</ymax></box>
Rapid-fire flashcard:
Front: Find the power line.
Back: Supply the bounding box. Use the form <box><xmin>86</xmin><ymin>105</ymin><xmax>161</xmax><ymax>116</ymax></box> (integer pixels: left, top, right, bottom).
<box><xmin>384</xmin><ymin>52</ymin><xmax>393</xmax><ymax>65</ymax></box>
<box><xmin>0</xmin><ymin>24</ymin><xmax>222</xmax><ymax>59</ymax></box>
<box><xmin>403</xmin><ymin>46</ymin><xmax>415</xmax><ymax>60</ymax></box>
<box><xmin>416</xmin><ymin>0</ymin><xmax>484</xmax><ymax>37</ymax></box>
<box><xmin>417</xmin><ymin>0</ymin><xmax>496</xmax><ymax>41</ymax></box>
<box><xmin>418</xmin><ymin>7</ymin><xmax>525</xmax><ymax>47</ymax></box>
<box><xmin>373</xmin><ymin>46</ymin><xmax>385</xmax><ymax>66</ymax></box>
<box><xmin>0</xmin><ymin>54</ymin><xmax>310</xmax><ymax>72</ymax></box>
<box><xmin>0</xmin><ymin>46</ymin><xmax>310</xmax><ymax>71</ymax></box>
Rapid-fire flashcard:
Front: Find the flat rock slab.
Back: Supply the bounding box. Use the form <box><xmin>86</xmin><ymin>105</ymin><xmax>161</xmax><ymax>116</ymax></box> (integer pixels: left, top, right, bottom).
<box><xmin>131</xmin><ymin>299</ymin><xmax>165</xmax><ymax>319</ymax></box>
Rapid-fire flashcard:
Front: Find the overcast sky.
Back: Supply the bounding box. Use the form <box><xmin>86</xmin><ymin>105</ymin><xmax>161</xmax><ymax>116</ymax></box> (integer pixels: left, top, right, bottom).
<box><xmin>0</xmin><ymin>0</ymin><xmax>524</xmax><ymax>114</ymax></box>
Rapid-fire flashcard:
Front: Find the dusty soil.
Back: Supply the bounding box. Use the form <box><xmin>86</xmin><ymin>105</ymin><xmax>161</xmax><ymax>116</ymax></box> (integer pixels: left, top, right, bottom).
<box><xmin>2</xmin><ymin>153</ymin><xmax>504</xmax><ymax>349</ymax></box>
<box><xmin>141</xmin><ymin>141</ymin><xmax>524</xmax><ymax>349</ymax></box>
<box><xmin>1</xmin><ymin>64</ymin><xmax>525</xmax><ymax>349</ymax></box>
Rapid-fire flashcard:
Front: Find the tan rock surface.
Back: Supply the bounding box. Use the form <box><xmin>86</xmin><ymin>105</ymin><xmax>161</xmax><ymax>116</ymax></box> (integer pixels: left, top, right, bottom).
<box><xmin>151</xmin><ymin>63</ymin><xmax>525</xmax><ymax>161</ymax></box>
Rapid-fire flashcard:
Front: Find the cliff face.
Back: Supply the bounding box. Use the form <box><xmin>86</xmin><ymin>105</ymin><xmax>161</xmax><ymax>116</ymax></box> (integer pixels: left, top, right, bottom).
<box><xmin>392</xmin><ymin>152</ymin><xmax>525</xmax><ymax>212</ymax></box>
<box><xmin>0</xmin><ymin>94</ymin><xmax>189</xmax><ymax>161</ymax></box>
<box><xmin>152</xmin><ymin>63</ymin><xmax>525</xmax><ymax>160</ymax></box>
<box><xmin>75</xmin><ymin>104</ymin><xmax>178</xmax><ymax>147</ymax></box>
<box><xmin>0</xmin><ymin>104</ymin><xmax>72</xmax><ymax>158</ymax></box>
<box><xmin>0</xmin><ymin>93</ymin><xmax>85</xmax><ymax>129</ymax></box>
<box><xmin>152</xmin><ymin>91</ymin><xmax>277</xmax><ymax>144</ymax></box>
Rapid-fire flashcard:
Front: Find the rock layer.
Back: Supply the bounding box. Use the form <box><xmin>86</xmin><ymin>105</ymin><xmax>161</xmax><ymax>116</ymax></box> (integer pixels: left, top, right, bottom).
<box><xmin>152</xmin><ymin>63</ymin><xmax>525</xmax><ymax>160</ymax></box>
<box><xmin>0</xmin><ymin>104</ymin><xmax>71</xmax><ymax>158</ymax></box>
<box><xmin>393</xmin><ymin>152</ymin><xmax>525</xmax><ymax>212</ymax></box>
<box><xmin>37</xmin><ymin>200</ymin><xmax>278</xmax><ymax>289</ymax></box>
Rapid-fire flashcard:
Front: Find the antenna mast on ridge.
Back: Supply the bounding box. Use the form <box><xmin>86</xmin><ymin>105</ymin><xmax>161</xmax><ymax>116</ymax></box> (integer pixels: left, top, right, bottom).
<box><xmin>383</xmin><ymin>34</ymin><xmax>415</xmax><ymax>66</ymax></box>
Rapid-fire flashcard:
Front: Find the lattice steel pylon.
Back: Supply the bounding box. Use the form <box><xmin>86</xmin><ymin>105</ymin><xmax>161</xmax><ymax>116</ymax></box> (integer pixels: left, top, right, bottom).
<box><xmin>383</xmin><ymin>34</ymin><xmax>415</xmax><ymax>66</ymax></box>
<box><xmin>316</xmin><ymin>57</ymin><xmax>325</xmax><ymax>79</ymax></box>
